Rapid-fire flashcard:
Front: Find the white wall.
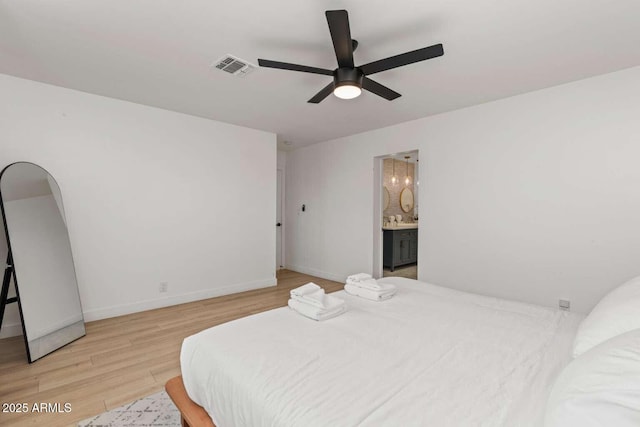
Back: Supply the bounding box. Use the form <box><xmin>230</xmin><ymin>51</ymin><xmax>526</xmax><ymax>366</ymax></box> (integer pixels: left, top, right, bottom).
<box><xmin>0</xmin><ymin>74</ymin><xmax>277</xmax><ymax>337</ymax></box>
<box><xmin>277</xmin><ymin>150</ymin><xmax>287</xmax><ymax>170</ymax></box>
<box><xmin>285</xmin><ymin>66</ymin><xmax>640</xmax><ymax>313</ymax></box>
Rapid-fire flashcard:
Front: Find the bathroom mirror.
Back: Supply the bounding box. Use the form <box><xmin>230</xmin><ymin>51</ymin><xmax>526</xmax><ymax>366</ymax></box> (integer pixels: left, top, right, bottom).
<box><xmin>0</xmin><ymin>162</ymin><xmax>85</xmax><ymax>362</ymax></box>
<box><xmin>383</xmin><ymin>186</ymin><xmax>390</xmax><ymax>210</ymax></box>
<box><xmin>400</xmin><ymin>188</ymin><xmax>414</xmax><ymax>213</ymax></box>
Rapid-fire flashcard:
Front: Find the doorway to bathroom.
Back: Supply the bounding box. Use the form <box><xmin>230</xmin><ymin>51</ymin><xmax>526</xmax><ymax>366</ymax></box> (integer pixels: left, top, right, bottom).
<box><xmin>373</xmin><ymin>150</ymin><xmax>419</xmax><ymax>280</ymax></box>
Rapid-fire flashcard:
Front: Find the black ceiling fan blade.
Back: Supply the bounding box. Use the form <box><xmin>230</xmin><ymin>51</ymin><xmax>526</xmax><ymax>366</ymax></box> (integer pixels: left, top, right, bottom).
<box><xmin>359</xmin><ymin>43</ymin><xmax>444</xmax><ymax>76</ymax></box>
<box><xmin>325</xmin><ymin>10</ymin><xmax>354</xmax><ymax>68</ymax></box>
<box><xmin>308</xmin><ymin>82</ymin><xmax>335</xmax><ymax>104</ymax></box>
<box><xmin>258</xmin><ymin>59</ymin><xmax>334</xmax><ymax>76</ymax></box>
<box><xmin>362</xmin><ymin>77</ymin><xmax>401</xmax><ymax>101</ymax></box>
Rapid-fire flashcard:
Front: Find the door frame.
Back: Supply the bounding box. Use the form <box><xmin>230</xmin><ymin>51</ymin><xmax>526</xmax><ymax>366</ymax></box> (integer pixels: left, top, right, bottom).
<box><xmin>372</xmin><ymin>157</ymin><xmax>384</xmax><ymax>278</ymax></box>
<box><xmin>276</xmin><ymin>168</ymin><xmax>285</xmax><ymax>269</ymax></box>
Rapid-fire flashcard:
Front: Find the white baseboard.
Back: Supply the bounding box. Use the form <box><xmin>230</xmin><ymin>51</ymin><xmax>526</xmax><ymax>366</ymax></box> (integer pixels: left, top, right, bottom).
<box><xmin>0</xmin><ymin>277</ymin><xmax>277</xmax><ymax>338</ymax></box>
<box><xmin>285</xmin><ymin>264</ymin><xmax>346</xmax><ymax>283</ymax></box>
<box><xmin>0</xmin><ymin>322</ymin><xmax>23</xmax><ymax>339</ymax></box>
<box><xmin>83</xmin><ymin>277</ymin><xmax>276</xmax><ymax>322</ymax></box>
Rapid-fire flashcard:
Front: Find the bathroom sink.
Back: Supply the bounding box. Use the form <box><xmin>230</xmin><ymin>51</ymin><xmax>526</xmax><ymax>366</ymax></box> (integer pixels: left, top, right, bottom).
<box><xmin>387</xmin><ymin>223</ymin><xmax>418</xmax><ymax>229</ymax></box>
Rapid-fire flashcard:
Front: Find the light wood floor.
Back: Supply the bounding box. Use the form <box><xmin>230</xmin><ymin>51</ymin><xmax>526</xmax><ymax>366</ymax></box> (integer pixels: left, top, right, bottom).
<box><xmin>0</xmin><ymin>270</ymin><xmax>343</xmax><ymax>427</ymax></box>
<box><xmin>383</xmin><ymin>264</ymin><xmax>417</xmax><ymax>279</ymax></box>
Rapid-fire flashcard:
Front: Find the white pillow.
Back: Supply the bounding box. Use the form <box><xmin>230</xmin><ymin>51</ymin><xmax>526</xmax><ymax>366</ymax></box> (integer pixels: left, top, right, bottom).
<box><xmin>545</xmin><ymin>328</ymin><xmax>640</xmax><ymax>427</ymax></box>
<box><xmin>573</xmin><ymin>274</ymin><xmax>640</xmax><ymax>357</ymax></box>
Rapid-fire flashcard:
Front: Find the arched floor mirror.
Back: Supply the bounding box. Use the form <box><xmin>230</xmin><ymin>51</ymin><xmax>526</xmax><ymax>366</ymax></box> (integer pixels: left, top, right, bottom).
<box><xmin>0</xmin><ymin>162</ymin><xmax>85</xmax><ymax>363</ymax></box>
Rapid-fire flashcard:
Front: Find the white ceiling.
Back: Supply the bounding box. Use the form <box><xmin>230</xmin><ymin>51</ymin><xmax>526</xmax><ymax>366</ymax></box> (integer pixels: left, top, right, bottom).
<box><xmin>1</xmin><ymin>1</ymin><xmax>639</xmax><ymax>149</ymax></box>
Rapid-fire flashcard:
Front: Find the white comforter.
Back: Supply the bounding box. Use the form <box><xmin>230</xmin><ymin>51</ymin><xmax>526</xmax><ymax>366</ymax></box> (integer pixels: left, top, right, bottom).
<box><xmin>181</xmin><ymin>278</ymin><xmax>582</xmax><ymax>427</ymax></box>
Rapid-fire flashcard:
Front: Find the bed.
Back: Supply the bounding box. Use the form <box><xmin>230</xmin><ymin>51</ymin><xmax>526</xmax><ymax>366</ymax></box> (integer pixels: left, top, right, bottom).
<box><xmin>167</xmin><ymin>277</ymin><xmax>584</xmax><ymax>427</ymax></box>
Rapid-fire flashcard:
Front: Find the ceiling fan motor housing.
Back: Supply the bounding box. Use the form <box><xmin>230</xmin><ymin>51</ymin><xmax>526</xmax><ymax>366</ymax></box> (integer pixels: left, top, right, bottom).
<box><xmin>334</xmin><ymin>67</ymin><xmax>363</xmax><ymax>89</ymax></box>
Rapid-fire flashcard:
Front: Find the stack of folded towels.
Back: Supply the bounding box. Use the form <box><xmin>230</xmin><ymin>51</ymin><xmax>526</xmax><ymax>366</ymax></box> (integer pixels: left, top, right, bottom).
<box><xmin>344</xmin><ymin>273</ymin><xmax>397</xmax><ymax>301</ymax></box>
<box><xmin>288</xmin><ymin>282</ymin><xmax>346</xmax><ymax>321</ymax></box>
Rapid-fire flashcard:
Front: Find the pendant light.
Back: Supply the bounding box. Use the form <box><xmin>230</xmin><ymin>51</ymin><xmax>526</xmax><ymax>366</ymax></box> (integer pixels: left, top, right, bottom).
<box><xmin>390</xmin><ymin>158</ymin><xmax>398</xmax><ymax>185</ymax></box>
<box><xmin>404</xmin><ymin>156</ymin><xmax>412</xmax><ymax>186</ymax></box>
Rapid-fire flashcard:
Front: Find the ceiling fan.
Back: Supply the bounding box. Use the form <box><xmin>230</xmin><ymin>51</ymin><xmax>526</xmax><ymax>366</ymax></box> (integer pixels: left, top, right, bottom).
<box><xmin>258</xmin><ymin>10</ymin><xmax>444</xmax><ymax>104</ymax></box>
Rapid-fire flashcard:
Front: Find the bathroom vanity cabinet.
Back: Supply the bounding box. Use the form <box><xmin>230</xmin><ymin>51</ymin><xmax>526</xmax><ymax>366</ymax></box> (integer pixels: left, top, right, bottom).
<box><xmin>383</xmin><ymin>228</ymin><xmax>418</xmax><ymax>271</ymax></box>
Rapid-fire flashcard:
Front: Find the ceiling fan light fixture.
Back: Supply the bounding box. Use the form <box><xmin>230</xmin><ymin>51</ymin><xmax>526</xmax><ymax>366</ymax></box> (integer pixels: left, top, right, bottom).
<box><xmin>333</xmin><ymin>67</ymin><xmax>363</xmax><ymax>100</ymax></box>
<box><xmin>334</xmin><ymin>84</ymin><xmax>361</xmax><ymax>99</ymax></box>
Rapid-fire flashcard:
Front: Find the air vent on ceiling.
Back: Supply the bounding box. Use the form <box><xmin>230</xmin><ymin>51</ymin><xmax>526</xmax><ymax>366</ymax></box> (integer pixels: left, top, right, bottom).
<box><xmin>212</xmin><ymin>54</ymin><xmax>256</xmax><ymax>78</ymax></box>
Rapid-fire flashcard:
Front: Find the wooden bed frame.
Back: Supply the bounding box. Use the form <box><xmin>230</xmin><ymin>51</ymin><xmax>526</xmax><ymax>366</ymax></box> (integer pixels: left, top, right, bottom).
<box><xmin>165</xmin><ymin>375</ymin><xmax>216</xmax><ymax>427</ymax></box>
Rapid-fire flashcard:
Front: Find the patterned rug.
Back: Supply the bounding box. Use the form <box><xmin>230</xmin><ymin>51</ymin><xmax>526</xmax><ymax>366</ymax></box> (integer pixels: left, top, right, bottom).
<box><xmin>78</xmin><ymin>391</ymin><xmax>180</xmax><ymax>427</ymax></box>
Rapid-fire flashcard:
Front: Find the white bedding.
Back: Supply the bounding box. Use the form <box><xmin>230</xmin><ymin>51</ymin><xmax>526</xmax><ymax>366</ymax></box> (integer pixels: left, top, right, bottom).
<box><xmin>181</xmin><ymin>278</ymin><xmax>583</xmax><ymax>427</ymax></box>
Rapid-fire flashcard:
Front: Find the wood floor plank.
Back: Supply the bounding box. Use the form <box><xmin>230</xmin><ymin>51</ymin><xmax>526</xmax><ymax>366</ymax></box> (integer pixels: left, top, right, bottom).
<box><xmin>0</xmin><ymin>377</ymin><xmax>39</xmax><ymax>398</ymax></box>
<box><xmin>0</xmin><ymin>270</ymin><xmax>342</xmax><ymax>426</ymax></box>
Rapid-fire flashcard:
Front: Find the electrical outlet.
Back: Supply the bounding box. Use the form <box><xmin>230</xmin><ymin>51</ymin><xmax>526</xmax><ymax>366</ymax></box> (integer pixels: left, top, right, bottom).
<box><xmin>159</xmin><ymin>282</ymin><xmax>168</xmax><ymax>293</ymax></box>
<box><xmin>559</xmin><ymin>299</ymin><xmax>570</xmax><ymax>311</ymax></box>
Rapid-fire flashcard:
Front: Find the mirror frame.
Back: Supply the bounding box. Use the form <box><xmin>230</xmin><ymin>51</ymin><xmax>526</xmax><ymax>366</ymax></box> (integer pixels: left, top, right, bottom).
<box><xmin>383</xmin><ymin>186</ymin><xmax>390</xmax><ymax>210</ymax></box>
<box><xmin>400</xmin><ymin>187</ymin><xmax>414</xmax><ymax>213</ymax></box>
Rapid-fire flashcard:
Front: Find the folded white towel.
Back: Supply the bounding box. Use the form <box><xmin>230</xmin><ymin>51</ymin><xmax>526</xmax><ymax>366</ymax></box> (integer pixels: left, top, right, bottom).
<box><xmin>346</xmin><ymin>278</ymin><xmax>382</xmax><ymax>291</ymax></box>
<box><xmin>294</xmin><ymin>288</ymin><xmax>346</xmax><ymax>311</ymax></box>
<box><xmin>288</xmin><ymin>299</ymin><xmax>346</xmax><ymax>321</ymax></box>
<box><xmin>295</xmin><ymin>288</ymin><xmax>327</xmax><ymax>309</ymax></box>
<box><xmin>346</xmin><ymin>273</ymin><xmax>372</xmax><ymax>282</ymax></box>
<box><xmin>344</xmin><ymin>283</ymin><xmax>397</xmax><ymax>301</ymax></box>
<box><xmin>290</xmin><ymin>282</ymin><xmax>321</xmax><ymax>298</ymax></box>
